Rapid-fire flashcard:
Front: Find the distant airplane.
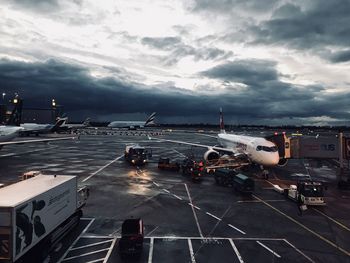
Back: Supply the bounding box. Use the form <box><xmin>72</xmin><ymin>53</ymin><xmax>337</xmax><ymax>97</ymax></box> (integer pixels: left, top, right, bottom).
<box><xmin>20</xmin><ymin>118</ymin><xmax>67</xmax><ymax>136</ymax></box>
<box><xmin>150</xmin><ymin>109</ymin><xmax>279</xmax><ymax>167</ymax></box>
<box><xmin>54</xmin><ymin>117</ymin><xmax>91</xmax><ymax>131</ymax></box>
<box><xmin>108</xmin><ymin>112</ymin><xmax>156</xmax><ymax>130</ymax></box>
<box><xmin>0</xmin><ymin>98</ymin><xmax>76</xmax><ymax>148</ymax></box>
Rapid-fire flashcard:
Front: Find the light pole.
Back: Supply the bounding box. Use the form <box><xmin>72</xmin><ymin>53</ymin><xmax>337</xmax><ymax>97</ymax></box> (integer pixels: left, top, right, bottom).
<box><xmin>2</xmin><ymin>93</ymin><xmax>5</xmax><ymax>102</ymax></box>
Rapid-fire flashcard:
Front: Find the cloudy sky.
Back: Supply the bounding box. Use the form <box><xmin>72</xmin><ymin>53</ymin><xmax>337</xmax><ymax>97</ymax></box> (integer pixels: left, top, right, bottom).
<box><xmin>1</xmin><ymin>0</ymin><xmax>350</xmax><ymax>125</ymax></box>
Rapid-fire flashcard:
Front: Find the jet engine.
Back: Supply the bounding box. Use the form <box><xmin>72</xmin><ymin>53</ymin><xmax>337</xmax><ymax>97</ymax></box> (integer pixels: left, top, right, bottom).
<box><xmin>278</xmin><ymin>158</ymin><xmax>288</xmax><ymax>167</ymax></box>
<box><xmin>204</xmin><ymin>149</ymin><xmax>220</xmax><ymax>162</ymax></box>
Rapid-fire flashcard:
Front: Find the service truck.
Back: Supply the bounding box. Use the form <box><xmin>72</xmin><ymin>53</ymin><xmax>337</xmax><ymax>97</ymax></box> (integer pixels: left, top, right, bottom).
<box><xmin>286</xmin><ymin>181</ymin><xmax>325</xmax><ymax>206</ymax></box>
<box><xmin>125</xmin><ymin>144</ymin><xmax>151</xmax><ymax>166</ymax></box>
<box><xmin>0</xmin><ymin>174</ymin><xmax>89</xmax><ymax>262</ymax></box>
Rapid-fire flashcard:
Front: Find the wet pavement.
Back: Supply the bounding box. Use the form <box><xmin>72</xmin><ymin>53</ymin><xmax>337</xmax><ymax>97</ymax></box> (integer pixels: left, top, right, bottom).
<box><xmin>0</xmin><ymin>129</ymin><xmax>349</xmax><ymax>263</ymax></box>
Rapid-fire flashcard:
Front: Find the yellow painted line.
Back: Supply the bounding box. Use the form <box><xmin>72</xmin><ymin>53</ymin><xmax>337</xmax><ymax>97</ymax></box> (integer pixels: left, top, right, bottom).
<box><xmin>312</xmin><ymin>208</ymin><xmax>350</xmax><ymax>232</ymax></box>
<box><xmin>253</xmin><ymin>194</ymin><xmax>350</xmax><ymax>257</ymax></box>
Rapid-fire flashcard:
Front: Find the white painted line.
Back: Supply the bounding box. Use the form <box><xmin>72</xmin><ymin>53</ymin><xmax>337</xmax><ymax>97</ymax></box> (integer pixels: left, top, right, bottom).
<box><xmin>173</xmin><ymin>194</ymin><xmax>183</xmax><ymax>200</ymax></box>
<box><xmin>82</xmin><ymin>154</ymin><xmax>124</xmax><ymax>182</ymax></box>
<box><xmin>163</xmin><ymin>189</ymin><xmax>170</xmax><ymax>193</ymax></box>
<box><xmin>173</xmin><ymin>149</ymin><xmax>186</xmax><ymax>157</ymax></box>
<box><xmin>237</xmin><ymin>199</ymin><xmax>285</xmax><ymax>203</ymax></box>
<box><xmin>81</xmin><ymin>235</ymin><xmax>114</xmax><ymax>239</ymax></box>
<box><xmin>152</xmin><ymin>181</ymin><xmax>160</xmax><ymax>187</ymax></box>
<box><xmin>185</xmin><ymin>183</ymin><xmax>204</xmax><ymax>238</ymax></box>
<box><xmin>70</xmin><ymin>239</ymin><xmax>113</xmax><ymax>251</ymax></box>
<box><xmin>103</xmin><ymin>237</ymin><xmax>117</xmax><ymax>263</ymax></box>
<box><xmin>148</xmin><ymin>237</ymin><xmax>154</xmax><ymax>263</ymax></box>
<box><xmin>229</xmin><ymin>239</ymin><xmax>245</xmax><ymax>263</ymax></box>
<box><xmin>256</xmin><ymin>241</ymin><xmax>281</xmax><ymax>258</ymax></box>
<box><xmin>145</xmin><ymin>236</ymin><xmax>284</xmax><ymax>241</ymax></box>
<box><xmin>206</xmin><ymin>212</ymin><xmax>222</xmax><ymax>221</ymax></box>
<box><xmin>85</xmin><ymin>258</ymin><xmax>105</xmax><ymax>263</ymax></box>
<box><xmin>188</xmin><ymin>239</ymin><xmax>196</xmax><ymax>263</ymax></box>
<box><xmin>62</xmin><ymin>248</ymin><xmax>110</xmax><ymax>261</ymax></box>
<box><xmin>188</xmin><ymin>203</ymin><xmax>201</xmax><ymax>210</ymax></box>
<box><xmin>312</xmin><ymin>208</ymin><xmax>350</xmax><ymax>232</ymax></box>
<box><xmin>146</xmin><ymin>226</ymin><xmax>159</xmax><ymax>237</ymax></box>
<box><xmin>57</xmin><ymin>218</ymin><xmax>95</xmax><ymax>263</ymax></box>
<box><xmin>228</xmin><ymin>224</ymin><xmax>246</xmax><ymax>235</ymax></box>
<box><xmin>283</xmin><ymin>239</ymin><xmax>315</xmax><ymax>263</ymax></box>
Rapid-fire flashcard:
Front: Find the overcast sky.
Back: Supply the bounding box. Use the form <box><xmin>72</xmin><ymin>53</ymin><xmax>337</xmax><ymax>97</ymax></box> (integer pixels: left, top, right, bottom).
<box><xmin>1</xmin><ymin>0</ymin><xmax>350</xmax><ymax>125</ymax></box>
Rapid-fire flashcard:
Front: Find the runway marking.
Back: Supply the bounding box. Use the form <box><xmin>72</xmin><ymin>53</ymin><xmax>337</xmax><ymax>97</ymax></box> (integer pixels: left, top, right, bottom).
<box><xmin>58</xmin><ymin>218</ymin><xmax>95</xmax><ymax>263</ymax></box>
<box><xmin>82</xmin><ymin>154</ymin><xmax>124</xmax><ymax>182</ymax></box>
<box><xmin>81</xmin><ymin>235</ymin><xmax>113</xmax><ymax>239</ymax></box>
<box><xmin>70</xmin><ymin>239</ymin><xmax>113</xmax><ymax>251</ymax></box>
<box><xmin>283</xmin><ymin>239</ymin><xmax>315</xmax><ymax>263</ymax></box>
<box><xmin>312</xmin><ymin>208</ymin><xmax>350</xmax><ymax>232</ymax></box>
<box><xmin>85</xmin><ymin>259</ymin><xmax>104</xmax><ymax>263</ymax></box>
<box><xmin>185</xmin><ymin>183</ymin><xmax>204</xmax><ymax>238</ymax></box>
<box><xmin>188</xmin><ymin>239</ymin><xmax>196</xmax><ymax>263</ymax></box>
<box><xmin>229</xmin><ymin>239</ymin><xmax>245</xmax><ymax>263</ymax></box>
<box><xmin>206</xmin><ymin>212</ymin><xmax>222</xmax><ymax>221</ymax></box>
<box><xmin>173</xmin><ymin>194</ymin><xmax>183</xmax><ymax>200</ymax></box>
<box><xmin>146</xmin><ymin>226</ymin><xmax>159</xmax><ymax>237</ymax></box>
<box><xmin>253</xmin><ymin>194</ymin><xmax>350</xmax><ymax>257</ymax></box>
<box><xmin>62</xmin><ymin>248</ymin><xmax>110</xmax><ymax>261</ymax></box>
<box><xmin>152</xmin><ymin>181</ymin><xmax>160</xmax><ymax>187</ymax></box>
<box><xmin>228</xmin><ymin>224</ymin><xmax>246</xmax><ymax>235</ymax></box>
<box><xmin>163</xmin><ymin>189</ymin><xmax>170</xmax><ymax>193</ymax></box>
<box><xmin>237</xmin><ymin>199</ymin><xmax>285</xmax><ymax>203</ymax></box>
<box><xmin>188</xmin><ymin>203</ymin><xmax>201</xmax><ymax>210</ymax></box>
<box><xmin>256</xmin><ymin>241</ymin><xmax>281</xmax><ymax>258</ymax></box>
<box><xmin>148</xmin><ymin>237</ymin><xmax>154</xmax><ymax>263</ymax></box>
<box><xmin>103</xmin><ymin>237</ymin><xmax>117</xmax><ymax>263</ymax></box>
<box><xmin>173</xmin><ymin>149</ymin><xmax>186</xmax><ymax>157</ymax></box>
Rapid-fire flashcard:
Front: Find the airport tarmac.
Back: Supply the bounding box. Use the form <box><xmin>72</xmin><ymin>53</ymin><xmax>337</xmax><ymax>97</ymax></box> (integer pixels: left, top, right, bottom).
<box><xmin>0</xmin><ymin>129</ymin><xmax>349</xmax><ymax>263</ymax></box>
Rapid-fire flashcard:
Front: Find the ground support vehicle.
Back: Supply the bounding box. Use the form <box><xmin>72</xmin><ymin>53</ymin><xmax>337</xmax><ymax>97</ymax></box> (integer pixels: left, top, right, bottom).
<box><xmin>119</xmin><ymin>218</ymin><xmax>144</xmax><ymax>258</ymax></box>
<box><xmin>285</xmin><ymin>181</ymin><xmax>325</xmax><ymax>206</ymax></box>
<box><xmin>124</xmin><ymin>145</ymin><xmax>151</xmax><ymax>166</ymax></box>
<box><xmin>0</xmin><ymin>174</ymin><xmax>89</xmax><ymax>263</ymax></box>
<box><xmin>158</xmin><ymin>158</ymin><xmax>180</xmax><ymax>171</ymax></box>
<box><xmin>181</xmin><ymin>158</ymin><xmax>204</xmax><ymax>182</ymax></box>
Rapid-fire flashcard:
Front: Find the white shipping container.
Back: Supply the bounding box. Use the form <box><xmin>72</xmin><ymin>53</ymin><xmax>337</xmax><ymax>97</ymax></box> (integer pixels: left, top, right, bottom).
<box><xmin>0</xmin><ymin>175</ymin><xmax>77</xmax><ymax>262</ymax></box>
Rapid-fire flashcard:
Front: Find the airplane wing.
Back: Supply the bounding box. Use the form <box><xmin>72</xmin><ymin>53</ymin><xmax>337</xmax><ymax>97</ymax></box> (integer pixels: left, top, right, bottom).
<box><xmin>148</xmin><ymin>136</ymin><xmax>234</xmax><ymax>153</ymax></box>
<box><xmin>0</xmin><ymin>136</ymin><xmax>78</xmax><ymax>146</ymax></box>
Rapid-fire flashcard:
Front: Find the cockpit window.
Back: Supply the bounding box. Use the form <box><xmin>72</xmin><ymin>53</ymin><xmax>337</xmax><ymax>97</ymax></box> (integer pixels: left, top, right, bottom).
<box><xmin>256</xmin><ymin>145</ymin><xmax>278</xmax><ymax>152</ymax></box>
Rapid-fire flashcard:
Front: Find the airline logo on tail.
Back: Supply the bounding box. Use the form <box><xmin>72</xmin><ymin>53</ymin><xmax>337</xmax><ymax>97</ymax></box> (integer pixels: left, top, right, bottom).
<box><xmin>219</xmin><ymin>108</ymin><xmax>226</xmax><ymax>134</ymax></box>
<box><xmin>145</xmin><ymin>112</ymin><xmax>156</xmax><ymax>126</ymax></box>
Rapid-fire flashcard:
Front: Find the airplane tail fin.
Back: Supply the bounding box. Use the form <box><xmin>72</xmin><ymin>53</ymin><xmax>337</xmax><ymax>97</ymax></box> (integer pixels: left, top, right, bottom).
<box><xmin>7</xmin><ymin>98</ymin><xmax>23</xmax><ymax>126</ymax></box>
<box><xmin>51</xmin><ymin>117</ymin><xmax>67</xmax><ymax>132</ymax></box>
<box><xmin>145</xmin><ymin>112</ymin><xmax>156</xmax><ymax>126</ymax></box>
<box><xmin>219</xmin><ymin>108</ymin><xmax>226</xmax><ymax>134</ymax></box>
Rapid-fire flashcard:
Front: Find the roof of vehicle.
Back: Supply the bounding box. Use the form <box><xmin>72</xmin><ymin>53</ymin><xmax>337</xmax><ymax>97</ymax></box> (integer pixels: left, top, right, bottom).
<box><xmin>0</xmin><ymin>174</ymin><xmax>76</xmax><ymax>207</ymax></box>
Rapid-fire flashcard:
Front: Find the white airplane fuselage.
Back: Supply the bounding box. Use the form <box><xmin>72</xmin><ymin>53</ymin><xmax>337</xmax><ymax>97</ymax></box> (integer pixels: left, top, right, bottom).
<box><xmin>217</xmin><ymin>133</ymin><xmax>279</xmax><ymax>166</ymax></box>
<box><xmin>0</xmin><ymin>126</ymin><xmax>24</xmax><ymax>142</ymax></box>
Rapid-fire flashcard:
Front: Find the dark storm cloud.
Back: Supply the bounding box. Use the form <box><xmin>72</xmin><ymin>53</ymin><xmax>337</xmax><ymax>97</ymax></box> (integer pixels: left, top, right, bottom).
<box><xmin>189</xmin><ymin>0</ymin><xmax>278</xmax><ymax>13</ymax></box>
<box><xmin>329</xmin><ymin>50</ymin><xmax>350</xmax><ymax>63</ymax></box>
<box><xmin>7</xmin><ymin>0</ymin><xmax>60</xmax><ymax>13</ymax></box>
<box><xmin>250</xmin><ymin>0</ymin><xmax>350</xmax><ymax>50</ymax></box>
<box><xmin>0</xmin><ymin>59</ymin><xmax>349</xmax><ymax>124</ymax></box>
<box><xmin>201</xmin><ymin>59</ymin><xmax>278</xmax><ymax>85</ymax></box>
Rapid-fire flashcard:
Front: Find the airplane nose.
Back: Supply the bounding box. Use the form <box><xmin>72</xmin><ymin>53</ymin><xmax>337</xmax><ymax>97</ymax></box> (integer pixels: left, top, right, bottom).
<box><xmin>262</xmin><ymin>153</ymin><xmax>279</xmax><ymax>166</ymax></box>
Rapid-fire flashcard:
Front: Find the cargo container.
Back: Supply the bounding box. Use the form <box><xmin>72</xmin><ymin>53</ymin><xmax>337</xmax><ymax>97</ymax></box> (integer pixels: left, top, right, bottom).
<box><xmin>0</xmin><ymin>174</ymin><xmax>88</xmax><ymax>262</ymax></box>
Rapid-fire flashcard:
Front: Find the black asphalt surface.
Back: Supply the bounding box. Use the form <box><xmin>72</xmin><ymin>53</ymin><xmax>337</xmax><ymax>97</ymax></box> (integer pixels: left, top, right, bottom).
<box><xmin>0</xmin><ymin>129</ymin><xmax>349</xmax><ymax>263</ymax></box>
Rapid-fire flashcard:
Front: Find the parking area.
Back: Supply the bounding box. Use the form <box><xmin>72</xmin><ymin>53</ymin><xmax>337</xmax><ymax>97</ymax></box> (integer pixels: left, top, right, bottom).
<box><xmin>1</xmin><ymin>130</ymin><xmax>350</xmax><ymax>262</ymax></box>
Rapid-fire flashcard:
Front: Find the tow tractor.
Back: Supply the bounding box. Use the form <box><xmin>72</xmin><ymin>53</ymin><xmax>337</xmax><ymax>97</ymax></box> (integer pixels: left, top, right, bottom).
<box><xmin>181</xmin><ymin>158</ymin><xmax>204</xmax><ymax>182</ymax></box>
<box><xmin>285</xmin><ymin>181</ymin><xmax>326</xmax><ymax>206</ymax></box>
<box><xmin>125</xmin><ymin>144</ymin><xmax>151</xmax><ymax>166</ymax></box>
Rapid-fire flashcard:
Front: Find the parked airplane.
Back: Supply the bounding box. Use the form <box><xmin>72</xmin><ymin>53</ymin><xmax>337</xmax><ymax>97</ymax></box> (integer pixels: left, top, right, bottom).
<box><xmin>0</xmin><ymin>98</ymin><xmax>76</xmax><ymax>148</ymax></box>
<box><xmin>20</xmin><ymin>118</ymin><xmax>67</xmax><ymax>136</ymax></box>
<box><xmin>108</xmin><ymin>112</ymin><xmax>156</xmax><ymax>130</ymax></box>
<box><xmin>150</xmin><ymin>109</ymin><xmax>279</xmax><ymax>167</ymax></box>
<box><xmin>54</xmin><ymin>117</ymin><xmax>91</xmax><ymax>132</ymax></box>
